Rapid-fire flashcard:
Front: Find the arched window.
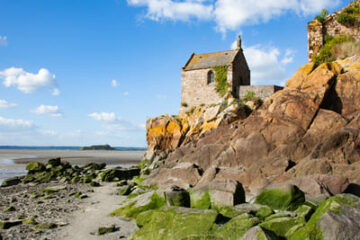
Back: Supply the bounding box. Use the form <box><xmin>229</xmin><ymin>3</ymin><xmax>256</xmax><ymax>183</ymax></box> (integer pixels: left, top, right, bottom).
<box><xmin>207</xmin><ymin>71</ymin><xmax>215</xmax><ymax>84</ymax></box>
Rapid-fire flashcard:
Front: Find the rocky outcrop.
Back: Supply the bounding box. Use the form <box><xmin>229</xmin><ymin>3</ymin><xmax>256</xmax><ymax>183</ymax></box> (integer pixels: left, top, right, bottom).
<box><xmin>145</xmin><ymin>95</ymin><xmax>257</xmax><ymax>160</ymax></box>
<box><xmin>145</xmin><ymin>55</ymin><xmax>360</xmax><ymax>194</ymax></box>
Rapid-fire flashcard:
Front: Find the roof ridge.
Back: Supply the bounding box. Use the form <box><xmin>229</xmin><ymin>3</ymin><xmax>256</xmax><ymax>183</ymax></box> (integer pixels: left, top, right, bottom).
<box><xmin>193</xmin><ymin>49</ymin><xmax>236</xmax><ymax>56</ymax></box>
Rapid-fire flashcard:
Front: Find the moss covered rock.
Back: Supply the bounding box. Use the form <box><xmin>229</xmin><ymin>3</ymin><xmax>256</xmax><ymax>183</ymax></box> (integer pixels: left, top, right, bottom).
<box><xmin>214</xmin><ymin>214</ymin><xmax>260</xmax><ymax>240</ymax></box>
<box><xmin>240</xmin><ymin>226</ymin><xmax>279</xmax><ymax>240</ymax></box>
<box><xmin>1</xmin><ymin>176</ymin><xmax>23</xmax><ymax>187</ymax></box>
<box><xmin>255</xmin><ymin>184</ymin><xmax>305</xmax><ymax>211</ymax></box>
<box><xmin>98</xmin><ymin>225</ymin><xmax>117</xmax><ymax>235</ymax></box>
<box><xmin>131</xmin><ymin>207</ymin><xmax>218</xmax><ymax>240</ymax></box>
<box><xmin>289</xmin><ymin>194</ymin><xmax>360</xmax><ymax>240</ymax></box>
<box><xmin>189</xmin><ymin>189</ymin><xmax>211</xmax><ymax>209</ymax></box>
<box><xmin>26</xmin><ymin>162</ymin><xmax>45</xmax><ymax>173</ymax></box>
<box><xmin>164</xmin><ymin>187</ymin><xmax>190</xmax><ymax>207</ymax></box>
<box><xmin>35</xmin><ymin>222</ymin><xmax>58</xmax><ymax>230</ymax></box>
<box><xmin>260</xmin><ymin>216</ymin><xmax>305</xmax><ymax>238</ymax></box>
<box><xmin>3</xmin><ymin>206</ymin><xmax>16</xmax><ymax>212</ymax></box>
<box><xmin>111</xmin><ymin>192</ymin><xmax>166</xmax><ymax>219</ymax></box>
<box><xmin>100</xmin><ymin>168</ymin><xmax>140</xmax><ymax>182</ymax></box>
<box><xmin>0</xmin><ymin>220</ymin><xmax>22</xmax><ymax>229</ymax></box>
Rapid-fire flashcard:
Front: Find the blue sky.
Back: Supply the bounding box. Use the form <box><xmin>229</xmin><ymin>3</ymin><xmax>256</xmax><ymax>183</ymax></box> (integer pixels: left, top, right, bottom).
<box><xmin>0</xmin><ymin>0</ymin><xmax>350</xmax><ymax>147</ymax></box>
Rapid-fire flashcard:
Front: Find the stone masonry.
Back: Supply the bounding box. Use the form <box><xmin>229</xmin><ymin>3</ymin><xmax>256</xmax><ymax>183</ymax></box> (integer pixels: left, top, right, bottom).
<box><xmin>180</xmin><ymin>36</ymin><xmax>250</xmax><ymax>115</ymax></box>
<box><xmin>308</xmin><ymin>0</ymin><xmax>360</xmax><ymax>61</ymax></box>
<box><xmin>239</xmin><ymin>85</ymin><xmax>283</xmax><ymax>102</ymax></box>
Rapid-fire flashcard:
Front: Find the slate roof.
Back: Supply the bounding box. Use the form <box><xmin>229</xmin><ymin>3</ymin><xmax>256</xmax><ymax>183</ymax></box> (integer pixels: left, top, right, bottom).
<box><xmin>183</xmin><ymin>49</ymin><xmax>239</xmax><ymax>71</ymax></box>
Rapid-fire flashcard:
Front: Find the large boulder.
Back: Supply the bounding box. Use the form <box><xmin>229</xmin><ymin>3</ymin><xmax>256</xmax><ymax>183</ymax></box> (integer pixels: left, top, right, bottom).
<box><xmin>240</xmin><ymin>226</ymin><xmax>279</xmax><ymax>240</ymax></box>
<box><xmin>289</xmin><ymin>194</ymin><xmax>360</xmax><ymax>240</ymax></box>
<box><xmin>143</xmin><ymin>162</ymin><xmax>202</xmax><ymax>189</ymax></box>
<box><xmin>132</xmin><ymin>207</ymin><xmax>219</xmax><ymax>240</ymax></box>
<box><xmin>190</xmin><ymin>180</ymin><xmax>245</xmax><ymax>209</ymax></box>
<box><xmin>255</xmin><ymin>184</ymin><xmax>305</xmax><ymax>211</ymax></box>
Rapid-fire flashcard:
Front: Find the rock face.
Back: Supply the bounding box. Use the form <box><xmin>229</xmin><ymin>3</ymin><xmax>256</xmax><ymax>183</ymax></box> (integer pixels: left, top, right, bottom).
<box><xmin>145</xmin><ymin>55</ymin><xmax>360</xmax><ymax>194</ymax></box>
<box><xmin>145</xmin><ymin>95</ymin><xmax>254</xmax><ymax>160</ymax></box>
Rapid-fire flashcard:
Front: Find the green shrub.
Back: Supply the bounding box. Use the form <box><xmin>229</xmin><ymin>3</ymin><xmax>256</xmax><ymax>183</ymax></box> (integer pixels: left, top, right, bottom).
<box><xmin>313</xmin><ymin>34</ymin><xmax>353</xmax><ymax>64</ymax></box>
<box><xmin>314</xmin><ymin>9</ymin><xmax>329</xmax><ymax>23</ymax></box>
<box><xmin>337</xmin><ymin>4</ymin><xmax>360</xmax><ymax>26</ymax></box>
<box><xmin>212</xmin><ymin>65</ymin><xmax>229</xmax><ymax>97</ymax></box>
<box><xmin>337</xmin><ymin>13</ymin><xmax>356</xmax><ymax>26</ymax></box>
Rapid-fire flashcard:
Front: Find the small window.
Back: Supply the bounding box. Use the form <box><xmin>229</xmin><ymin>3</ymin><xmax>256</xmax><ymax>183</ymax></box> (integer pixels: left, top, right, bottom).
<box><xmin>207</xmin><ymin>71</ymin><xmax>215</xmax><ymax>84</ymax></box>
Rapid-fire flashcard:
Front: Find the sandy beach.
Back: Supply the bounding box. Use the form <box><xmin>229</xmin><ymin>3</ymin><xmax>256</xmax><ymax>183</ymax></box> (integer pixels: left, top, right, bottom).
<box><xmin>0</xmin><ymin>149</ymin><xmax>145</xmax><ymax>166</ymax></box>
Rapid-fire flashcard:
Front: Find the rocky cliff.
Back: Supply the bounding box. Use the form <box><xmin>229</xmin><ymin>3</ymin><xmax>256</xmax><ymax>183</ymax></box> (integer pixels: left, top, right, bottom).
<box><xmin>144</xmin><ymin>54</ymin><xmax>360</xmax><ymax>196</ymax></box>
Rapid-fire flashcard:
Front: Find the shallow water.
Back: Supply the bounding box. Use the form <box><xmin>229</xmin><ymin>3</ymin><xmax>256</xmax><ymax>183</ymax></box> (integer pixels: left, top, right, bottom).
<box><xmin>0</xmin><ymin>157</ymin><xmax>34</xmax><ymax>185</ymax></box>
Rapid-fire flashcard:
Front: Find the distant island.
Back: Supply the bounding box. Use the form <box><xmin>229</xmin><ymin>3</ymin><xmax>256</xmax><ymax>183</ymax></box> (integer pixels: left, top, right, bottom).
<box><xmin>80</xmin><ymin>144</ymin><xmax>115</xmax><ymax>151</ymax></box>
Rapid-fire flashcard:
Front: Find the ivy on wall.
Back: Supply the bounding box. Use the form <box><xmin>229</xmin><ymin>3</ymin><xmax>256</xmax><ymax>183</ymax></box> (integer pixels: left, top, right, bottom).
<box><xmin>212</xmin><ymin>65</ymin><xmax>229</xmax><ymax>97</ymax></box>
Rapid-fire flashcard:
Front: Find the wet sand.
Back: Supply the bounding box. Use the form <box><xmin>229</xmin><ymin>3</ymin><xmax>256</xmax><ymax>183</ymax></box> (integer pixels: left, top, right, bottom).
<box><xmin>0</xmin><ymin>149</ymin><xmax>145</xmax><ymax>166</ymax></box>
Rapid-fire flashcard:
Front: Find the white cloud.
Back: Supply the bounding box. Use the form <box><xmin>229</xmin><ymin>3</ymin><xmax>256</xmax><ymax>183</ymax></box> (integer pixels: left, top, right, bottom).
<box><xmin>52</xmin><ymin>88</ymin><xmax>60</xmax><ymax>96</ymax></box>
<box><xmin>127</xmin><ymin>0</ymin><xmax>213</xmax><ymax>21</ymax></box>
<box><xmin>89</xmin><ymin>112</ymin><xmax>143</xmax><ymax>131</ymax></box>
<box><xmin>281</xmin><ymin>49</ymin><xmax>295</xmax><ymax>65</ymax></box>
<box><xmin>127</xmin><ymin>0</ymin><xmax>340</xmax><ymax>32</ymax></box>
<box><xmin>0</xmin><ymin>116</ymin><xmax>35</xmax><ymax>131</ymax></box>
<box><xmin>0</xmin><ymin>36</ymin><xmax>7</xmax><ymax>46</ymax></box>
<box><xmin>244</xmin><ymin>45</ymin><xmax>286</xmax><ymax>85</ymax></box>
<box><xmin>123</xmin><ymin>91</ymin><xmax>129</xmax><ymax>96</ymax></box>
<box><xmin>0</xmin><ymin>99</ymin><xmax>17</xmax><ymax>109</ymax></box>
<box><xmin>31</xmin><ymin>105</ymin><xmax>62</xmax><ymax>118</ymax></box>
<box><xmin>0</xmin><ymin>67</ymin><xmax>58</xmax><ymax>94</ymax></box>
<box><xmin>89</xmin><ymin>112</ymin><xmax>116</xmax><ymax>122</ymax></box>
<box><xmin>111</xmin><ymin>80</ymin><xmax>119</xmax><ymax>87</ymax></box>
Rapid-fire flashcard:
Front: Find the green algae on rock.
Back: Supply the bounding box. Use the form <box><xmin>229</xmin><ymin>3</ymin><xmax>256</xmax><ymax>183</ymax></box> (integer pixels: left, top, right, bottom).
<box><xmin>289</xmin><ymin>194</ymin><xmax>360</xmax><ymax>240</ymax></box>
<box><xmin>255</xmin><ymin>185</ymin><xmax>305</xmax><ymax>211</ymax></box>
<box><xmin>131</xmin><ymin>208</ymin><xmax>218</xmax><ymax>240</ymax></box>
<box><xmin>110</xmin><ymin>192</ymin><xmax>166</xmax><ymax>219</ymax></box>
<box><xmin>98</xmin><ymin>225</ymin><xmax>117</xmax><ymax>235</ymax></box>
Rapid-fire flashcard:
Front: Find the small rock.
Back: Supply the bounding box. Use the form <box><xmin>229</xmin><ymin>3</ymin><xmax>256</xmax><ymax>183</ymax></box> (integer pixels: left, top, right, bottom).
<box><xmin>0</xmin><ymin>220</ymin><xmax>22</xmax><ymax>229</ymax></box>
<box><xmin>98</xmin><ymin>225</ymin><xmax>117</xmax><ymax>235</ymax></box>
<box><xmin>1</xmin><ymin>176</ymin><xmax>23</xmax><ymax>187</ymax></box>
<box><xmin>3</xmin><ymin>206</ymin><xmax>16</xmax><ymax>212</ymax></box>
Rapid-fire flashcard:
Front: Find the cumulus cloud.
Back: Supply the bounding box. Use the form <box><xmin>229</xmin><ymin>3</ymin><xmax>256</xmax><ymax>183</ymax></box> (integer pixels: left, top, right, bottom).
<box><xmin>89</xmin><ymin>112</ymin><xmax>144</xmax><ymax>131</ymax></box>
<box><xmin>0</xmin><ymin>116</ymin><xmax>35</xmax><ymax>131</ymax></box>
<box><xmin>0</xmin><ymin>36</ymin><xmax>7</xmax><ymax>46</ymax></box>
<box><xmin>0</xmin><ymin>67</ymin><xmax>59</xmax><ymax>94</ymax></box>
<box><xmin>127</xmin><ymin>0</ymin><xmax>340</xmax><ymax>32</ymax></box>
<box><xmin>243</xmin><ymin>45</ymin><xmax>286</xmax><ymax>84</ymax></box>
<box><xmin>0</xmin><ymin>99</ymin><xmax>17</xmax><ymax>109</ymax></box>
<box><xmin>31</xmin><ymin>105</ymin><xmax>63</xmax><ymax>118</ymax></box>
<box><xmin>127</xmin><ymin>0</ymin><xmax>213</xmax><ymax>21</ymax></box>
<box><xmin>111</xmin><ymin>80</ymin><xmax>119</xmax><ymax>87</ymax></box>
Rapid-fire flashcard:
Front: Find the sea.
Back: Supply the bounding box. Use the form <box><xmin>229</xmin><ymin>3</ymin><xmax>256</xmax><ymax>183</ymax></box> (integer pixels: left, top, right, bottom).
<box><xmin>0</xmin><ymin>146</ymin><xmax>146</xmax><ymax>185</ymax></box>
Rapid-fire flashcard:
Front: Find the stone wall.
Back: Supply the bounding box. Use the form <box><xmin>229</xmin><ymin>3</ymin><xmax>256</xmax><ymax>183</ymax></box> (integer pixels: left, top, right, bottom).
<box><xmin>308</xmin><ymin>0</ymin><xmax>360</xmax><ymax>61</ymax></box>
<box><xmin>179</xmin><ymin>68</ymin><xmax>233</xmax><ymax>115</ymax></box>
<box><xmin>239</xmin><ymin>85</ymin><xmax>283</xmax><ymax>102</ymax></box>
<box><xmin>232</xmin><ymin>50</ymin><xmax>251</xmax><ymax>96</ymax></box>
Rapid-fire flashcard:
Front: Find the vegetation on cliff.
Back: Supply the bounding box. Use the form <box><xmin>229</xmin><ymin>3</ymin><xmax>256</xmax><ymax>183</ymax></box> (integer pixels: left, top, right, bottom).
<box><xmin>313</xmin><ymin>34</ymin><xmax>359</xmax><ymax>64</ymax></box>
<box><xmin>337</xmin><ymin>3</ymin><xmax>360</xmax><ymax>27</ymax></box>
